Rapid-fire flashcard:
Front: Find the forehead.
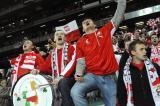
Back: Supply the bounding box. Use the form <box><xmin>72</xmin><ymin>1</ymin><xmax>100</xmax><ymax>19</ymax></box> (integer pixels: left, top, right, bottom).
<box><xmin>135</xmin><ymin>44</ymin><xmax>146</xmax><ymax>49</ymax></box>
<box><xmin>24</xmin><ymin>40</ymin><xmax>33</xmax><ymax>44</ymax></box>
<box><xmin>125</xmin><ymin>41</ymin><xmax>131</xmax><ymax>45</ymax></box>
<box><xmin>82</xmin><ymin>19</ymin><xmax>93</xmax><ymax>24</ymax></box>
<box><xmin>151</xmin><ymin>35</ymin><xmax>158</xmax><ymax>39</ymax></box>
<box><xmin>55</xmin><ymin>31</ymin><xmax>65</xmax><ymax>36</ymax></box>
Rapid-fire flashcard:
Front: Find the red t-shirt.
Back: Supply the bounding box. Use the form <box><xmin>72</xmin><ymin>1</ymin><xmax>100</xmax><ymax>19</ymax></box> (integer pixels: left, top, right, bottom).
<box><xmin>76</xmin><ymin>21</ymin><xmax>118</xmax><ymax>75</ymax></box>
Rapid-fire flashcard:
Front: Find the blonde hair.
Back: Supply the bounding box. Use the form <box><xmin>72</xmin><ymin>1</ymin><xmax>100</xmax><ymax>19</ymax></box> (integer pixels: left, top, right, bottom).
<box><xmin>54</xmin><ymin>30</ymin><xmax>65</xmax><ymax>36</ymax></box>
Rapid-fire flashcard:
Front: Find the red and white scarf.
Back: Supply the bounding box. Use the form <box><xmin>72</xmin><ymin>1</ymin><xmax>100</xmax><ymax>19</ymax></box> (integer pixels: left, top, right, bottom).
<box><xmin>51</xmin><ymin>43</ymin><xmax>68</xmax><ymax>79</ymax></box>
<box><xmin>123</xmin><ymin>57</ymin><xmax>160</xmax><ymax>106</ymax></box>
<box><xmin>151</xmin><ymin>44</ymin><xmax>160</xmax><ymax>66</ymax></box>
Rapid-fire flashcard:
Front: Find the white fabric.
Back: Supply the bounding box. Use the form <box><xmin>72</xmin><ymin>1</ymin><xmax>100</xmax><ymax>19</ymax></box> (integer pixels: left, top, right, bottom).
<box><xmin>21</xmin><ymin>64</ymin><xmax>34</xmax><ymax>70</ymax></box>
<box><xmin>55</xmin><ymin>20</ymin><xmax>78</xmax><ymax>34</ymax></box>
<box><xmin>61</xmin><ymin>48</ymin><xmax>76</xmax><ymax>76</ymax></box>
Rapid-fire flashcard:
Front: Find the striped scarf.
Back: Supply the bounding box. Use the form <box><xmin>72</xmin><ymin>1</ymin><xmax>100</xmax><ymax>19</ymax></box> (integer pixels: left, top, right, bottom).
<box><xmin>51</xmin><ymin>43</ymin><xmax>69</xmax><ymax>79</ymax></box>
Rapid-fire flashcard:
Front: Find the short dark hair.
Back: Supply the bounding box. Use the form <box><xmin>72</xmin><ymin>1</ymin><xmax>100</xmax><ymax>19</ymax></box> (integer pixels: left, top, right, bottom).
<box><xmin>128</xmin><ymin>40</ymin><xmax>145</xmax><ymax>55</ymax></box>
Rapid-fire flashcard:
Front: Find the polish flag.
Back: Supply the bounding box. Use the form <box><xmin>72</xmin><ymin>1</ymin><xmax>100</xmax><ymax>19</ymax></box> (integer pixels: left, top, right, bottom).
<box><xmin>56</xmin><ymin>20</ymin><xmax>81</xmax><ymax>43</ymax></box>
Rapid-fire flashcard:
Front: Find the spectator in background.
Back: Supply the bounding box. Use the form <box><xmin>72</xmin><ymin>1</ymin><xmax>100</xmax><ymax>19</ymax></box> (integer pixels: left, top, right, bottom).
<box><xmin>119</xmin><ymin>37</ymin><xmax>131</xmax><ymax>71</ymax></box>
<box><xmin>112</xmin><ymin>35</ymin><xmax>121</xmax><ymax>54</ymax></box>
<box><xmin>117</xmin><ymin>40</ymin><xmax>160</xmax><ymax>106</ymax></box>
<box><xmin>149</xmin><ymin>33</ymin><xmax>160</xmax><ymax>66</ymax></box>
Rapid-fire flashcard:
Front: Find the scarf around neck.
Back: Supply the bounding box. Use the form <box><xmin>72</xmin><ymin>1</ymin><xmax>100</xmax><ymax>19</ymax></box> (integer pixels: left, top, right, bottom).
<box><xmin>51</xmin><ymin>42</ymin><xmax>69</xmax><ymax>79</ymax></box>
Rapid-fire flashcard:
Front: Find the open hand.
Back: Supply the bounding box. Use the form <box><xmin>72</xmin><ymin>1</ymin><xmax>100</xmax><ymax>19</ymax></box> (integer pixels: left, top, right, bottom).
<box><xmin>30</xmin><ymin>69</ymin><xmax>40</xmax><ymax>75</ymax></box>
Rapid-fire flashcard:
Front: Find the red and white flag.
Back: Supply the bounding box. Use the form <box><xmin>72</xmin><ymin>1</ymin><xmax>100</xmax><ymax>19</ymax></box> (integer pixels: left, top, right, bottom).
<box><xmin>55</xmin><ymin>20</ymin><xmax>81</xmax><ymax>43</ymax></box>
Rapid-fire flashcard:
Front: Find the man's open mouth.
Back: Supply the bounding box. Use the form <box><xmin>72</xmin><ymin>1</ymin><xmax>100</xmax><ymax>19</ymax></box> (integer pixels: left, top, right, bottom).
<box><xmin>58</xmin><ymin>38</ymin><xmax>62</xmax><ymax>41</ymax></box>
<box><xmin>154</xmin><ymin>40</ymin><xmax>157</xmax><ymax>43</ymax></box>
<box><xmin>23</xmin><ymin>45</ymin><xmax>27</xmax><ymax>48</ymax></box>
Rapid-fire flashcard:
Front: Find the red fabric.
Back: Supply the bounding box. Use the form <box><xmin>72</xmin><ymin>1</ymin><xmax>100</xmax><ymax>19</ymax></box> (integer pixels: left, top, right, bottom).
<box><xmin>146</xmin><ymin>37</ymin><xmax>151</xmax><ymax>46</ymax></box>
<box><xmin>132</xmin><ymin>61</ymin><xmax>145</xmax><ymax>71</ymax></box>
<box><xmin>152</xmin><ymin>78</ymin><xmax>160</xmax><ymax>86</ymax></box>
<box><xmin>66</xmin><ymin>29</ymin><xmax>81</xmax><ymax>43</ymax></box>
<box><xmin>76</xmin><ymin>21</ymin><xmax>118</xmax><ymax>75</ymax></box>
<box><xmin>11</xmin><ymin>52</ymin><xmax>45</xmax><ymax>79</ymax></box>
<box><xmin>26</xmin><ymin>95</ymin><xmax>38</xmax><ymax>103</ymax></box>
<box><xmin>57</xmin><ymin>49</ymin><xmax>62</xmax><ymax>74</ymax></box>
<box><xmin>40</xmin><ymin>44</ymin><xmax>76</xmax><ymax>77</ymax></box>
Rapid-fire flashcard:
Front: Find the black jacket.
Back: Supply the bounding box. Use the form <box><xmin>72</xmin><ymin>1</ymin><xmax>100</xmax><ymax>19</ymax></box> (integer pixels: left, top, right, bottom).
<box><xmin>117</xmin><ymin>62</ymin><xmax>160</xmax><ymax>106</ymax></box>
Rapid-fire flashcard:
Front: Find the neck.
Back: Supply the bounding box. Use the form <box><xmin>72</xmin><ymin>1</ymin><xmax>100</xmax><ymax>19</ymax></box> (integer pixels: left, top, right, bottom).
<box><xmin>56</xmin><ymin>44</ymin><xmax>63</xmax><ymax>49</ymax></box>
<box><xmin>24</xmin><ymin>50</ymin><xmax>32</xmax><ymax>53</ymax></box>
<box><xmin>132</xmin><ymin>57</ymin><xmax>143</xmax><ymax>64</ymax></box>
<box><xmin>85</xmin><ymin>28</ymin><xmax>97</xmax><ymax>34</ymax></box>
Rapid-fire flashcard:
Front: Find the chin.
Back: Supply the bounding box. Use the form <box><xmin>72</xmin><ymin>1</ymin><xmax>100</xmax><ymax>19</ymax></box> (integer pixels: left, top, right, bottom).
<box><xmin>57</xmin><ymin>42</ymin><xmax>63</xmax><ymax>45</ymax></box>
<box><xmin>143</xmin><ymin>57</ymin><xmax>147</xmax><ymax>60</ymax></box>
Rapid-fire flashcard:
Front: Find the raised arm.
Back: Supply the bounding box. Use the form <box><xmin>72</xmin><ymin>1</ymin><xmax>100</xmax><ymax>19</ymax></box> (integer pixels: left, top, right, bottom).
<box><xmin>111</xmin><ymin>0</ymin><xmax>126</xmax><ymax>28</ymax></box>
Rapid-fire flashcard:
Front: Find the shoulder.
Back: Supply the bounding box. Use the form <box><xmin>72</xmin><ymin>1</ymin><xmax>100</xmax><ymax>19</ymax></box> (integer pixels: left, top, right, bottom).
<box><xmin>100</xmin><ymin>21</ymin><xmax>116</xmax><ymax>35</ymax></box>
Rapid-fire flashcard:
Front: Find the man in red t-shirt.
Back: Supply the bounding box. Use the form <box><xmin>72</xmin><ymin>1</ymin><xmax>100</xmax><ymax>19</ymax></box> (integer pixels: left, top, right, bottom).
<box><xmin>71</xmin><ymin>0</ymin><xmax>126</xmax><ymax>106</ymax></box>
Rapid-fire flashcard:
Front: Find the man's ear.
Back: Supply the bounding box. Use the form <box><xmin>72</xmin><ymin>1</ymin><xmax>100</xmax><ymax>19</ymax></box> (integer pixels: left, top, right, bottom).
<box><xmin>54</xmin><ymin>37</ymin><xmax>56</xmax><ymax>42</ymax></box>
<box><xmin>82</xmin><ymin>28</ymin><xmax>85</xmax><ymax>32</ymax></box>
<box><xmin>32</xmin><ymin>46</ymin><xmax>36</xmax><ymax>49</ymax></box>
<box><xmin>94</xmin><ymin>23</ymin><xmax>96</xmax><ymax>28</ymax></box>
<box><xmin>131</xmin><ymin>50</ymin><xmax>136</xmax><ymax>56</ymax></box>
